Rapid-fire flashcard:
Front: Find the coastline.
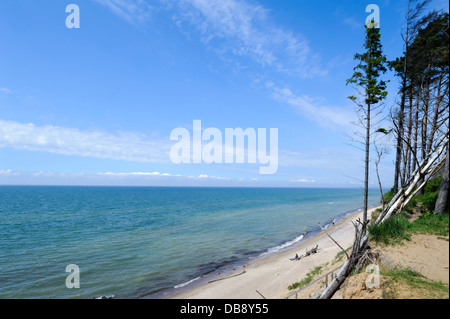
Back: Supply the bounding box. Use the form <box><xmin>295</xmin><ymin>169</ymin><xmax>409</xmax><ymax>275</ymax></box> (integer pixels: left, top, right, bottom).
<box><xmin>164</xmin><ymin>205</ymin><xmax>380</xmax><ymax>299</ymax></box>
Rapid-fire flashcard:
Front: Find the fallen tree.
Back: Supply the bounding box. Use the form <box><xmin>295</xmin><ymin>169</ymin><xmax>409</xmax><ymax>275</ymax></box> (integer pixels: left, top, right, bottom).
<box><xmin>376</xmin><ymin>132</ymin><xmax>448</xmax><ymax>224</ymax></box>
<box><xmin>290</xmin><ymin>245</ymin><xmax>319</xmax><ymax>261</ymax></box>
<box><xmin>319</xmin><ymin>130</ymin><xmax>449</xmax><ymax>299</ymax></box>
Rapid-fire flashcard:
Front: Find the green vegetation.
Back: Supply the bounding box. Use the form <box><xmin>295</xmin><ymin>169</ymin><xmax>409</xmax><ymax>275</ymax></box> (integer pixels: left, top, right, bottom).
<box><xmin>409</xmin><ymin>212</ymin><xmax>449</xmax><ymax>237</ymax></box>
<box><xmin>368</xmin><ymin>177</ymin><xmax>449</xmax><ymax>245</ymax></box>
<box><xmin>288</xmin><ymin>264</ymin><xmax>326</xmax><ymax>291</ymax></box>
<box><xmin>370</xmin><ymin>208</ymin><xmax>383</xmax><ymax>224</ymax></box>
<box><xmin>368</xmin><ymin>215</ymin><xmax>412</xmax><ymax>245</ymax></box>
<box><xmin>403</xmin><ymin>177</ymin><xmax>442</xmax><ymax>214</ymax></box>
<box><xmin>382</xmin><ymin>267</ymin><xmax>449</xmax><ymax>299</ymax></box>
<box><xmin>381</xmin><ymin>177</ymin><xmax>442</xmax><ymax>214</ymax></box>
<box><xmin>369</xmin><ymin>209</ymin><xmax>449</xmax><ymax>245</ymax></box>
<box><xmin>382</xmin><ymin>188</ymin><xmax>395</xmax><ymax>205</ymax></box>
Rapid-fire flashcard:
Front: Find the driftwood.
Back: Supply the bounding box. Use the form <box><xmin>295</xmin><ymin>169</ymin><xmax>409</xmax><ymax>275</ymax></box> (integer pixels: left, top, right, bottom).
<box><xmin>290</xmin><ymin>245</ymin><xmax>319</xmax><ymax>261</ymax></box>
<box><xmin>305</xmin><ymin>245</ymin><xmax>319</xmax><ymax>257</ymax></box>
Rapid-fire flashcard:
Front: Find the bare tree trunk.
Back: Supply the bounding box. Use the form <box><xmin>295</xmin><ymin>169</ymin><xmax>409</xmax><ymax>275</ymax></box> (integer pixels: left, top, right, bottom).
<box><xmin>405</xmin><ymin>90</ymin><xmax>413</xmax><ymax>182</ymax></box>
<box><xmin>375</xmin><ymin>144</ymin><xmax>385</xmax><ymax>211</ymax></box>
<box><xmin>394</xmin><ymin>91</ymin><xmax>406</xmax><ymax>194</ymax></box>
<box><xmin>377</xmin><ymin>133</ymin><xmax>448</xmax><ymax>223</ymax></box>
<box><xmin>418</xmin><ymin>72</ymin><xmax>431</xmax><ymax>195</ymax></box>
<box><xmin>427</xmin><ymin>75</ymin><xmax>443</xmax><ymax>151</ymax></box>
<box><xmin>434</xmin><ymin>141</ymin><xmax>449</xmax><ymax>215</ymax></box>
<box><xmin>319</xmin><ymin>219</ymin><xmax>368</xmax><ymax>299</ymax></box>
<box><xmin>412</xmin><ymin>90</ymin><xmax>420</xmax><ymax>173</ymax></box>
<box><xmin>321</xmin><ymin>134</ymin><xmax>448</xmax><ymax>300</ymax></box>
<box><xmin>363</xmin><ymin>103</ymin><xmax>371</xmax><ymax>226</ymax></box>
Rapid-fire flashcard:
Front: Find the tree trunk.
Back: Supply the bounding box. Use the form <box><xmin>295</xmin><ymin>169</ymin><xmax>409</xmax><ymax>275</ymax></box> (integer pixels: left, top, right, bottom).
<box><xmin>375</xmin><ymin>145</ymin><xmax>385</xmax><ymax>211</ymax></box>
<box><xmin>426</xmin><ymin>74</ymin><xmax>443</xmax><ymax>153</ymax></box>
<box><xmin>418</xmin><ymin>72</ymin><xmax>431</xmax><ymax>195</ymax></box>
<box><xmin>363</xmin><ymin>102</ymin><xmax>370</xmax><ymax>226</ymax></box>
<box><xmin>412</xmin><ymin>90</ymin><xmax>420</xmax><ymax>173</ymax></box>
<box><xmin>377</xmin><ymin>134</ymin><xmax>448</xmax><ymax>223</ymax></box>
<box><xmin>394</xmin><ymin>88</ymin><xmax>406</xmax><ymax>194</ymax></box>
<box><xmin>405</xmin><ymin>90</ymin><xmax>413</xmax><ymax>182</ymax></box>
<box><xmin>434</xmin><ymin>142</ymin><xmax>449</xmax><ymax>215</ymax></box>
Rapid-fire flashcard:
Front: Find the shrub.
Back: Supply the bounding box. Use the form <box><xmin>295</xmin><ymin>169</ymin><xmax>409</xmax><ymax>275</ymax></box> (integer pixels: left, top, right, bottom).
<box><xmin>424</xmin><ymin>176</ymin><xmax>442</xmax><ymax>193</ymax></box>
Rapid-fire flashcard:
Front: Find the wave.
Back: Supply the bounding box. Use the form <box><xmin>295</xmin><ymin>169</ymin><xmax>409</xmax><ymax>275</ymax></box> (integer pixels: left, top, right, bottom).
<box><xmin>259</xmin><ymin>233</ymin><xmax>306</xmax><ymax>256</ymax></box>
<box><xmin>174</xmin><ymin>276</ymin><xmax>201</xmax><ymax>289</ymax></box>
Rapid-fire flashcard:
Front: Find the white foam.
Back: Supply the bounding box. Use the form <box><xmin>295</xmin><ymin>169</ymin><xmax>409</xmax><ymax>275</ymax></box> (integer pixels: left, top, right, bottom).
<box><xmin>259</xmin><ymin>234</ymin><xmax>305</xmax><ymax>256</ymax></box>
<box><xmin>174</xmin><ymin>276</ymin><xmax>201</xmax><ymax>289</ymax></box>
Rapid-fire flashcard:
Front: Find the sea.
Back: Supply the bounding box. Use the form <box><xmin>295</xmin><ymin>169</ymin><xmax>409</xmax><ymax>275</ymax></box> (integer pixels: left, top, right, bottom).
<box><xmin>0</xmin><ymin>186</ymin><xmax>380</xmax><ymax>299</ymax></box>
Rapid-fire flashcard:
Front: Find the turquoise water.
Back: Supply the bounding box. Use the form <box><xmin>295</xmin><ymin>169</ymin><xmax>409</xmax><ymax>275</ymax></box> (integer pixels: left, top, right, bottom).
<box><xmin>0</xmin><ymin>186</ymin><xmax>380</xmax><ymax>298</ymax></box>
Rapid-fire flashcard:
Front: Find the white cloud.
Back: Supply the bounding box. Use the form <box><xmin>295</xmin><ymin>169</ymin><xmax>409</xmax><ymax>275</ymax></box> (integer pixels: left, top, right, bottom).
<box><xmin>197</xmin><ymin>174</ymin><xmax>231</xmax><ymax>180</ymax></box>
<box><xmin>0</xmin><ymin>87</ymin><xmax>13</xmax><ymax>94</ymax></box>
<box><xmin>98</xmin><ymin>171</ymin><xmax>164</xmax><ymax>176</ymax></box>
<box><xmin>270</xmin><ymin>84</ymin><xmax>354</xmax><ymax>129</ymax></box>
<box><xmin>169</xmin><ymin>0</ymin><xmax>324</xmax><ymax>78</ymax></box>
<box><xmin>291</xmin><ymin>178</ymin><xmax>315</xmax><ymax>183</ymax></box>
<box><xmin>0</xmin><ymin>119</ymin><xmax>171</xmax><ymax>163</ymax></box>
<box><xmin>99</xmin><ymin>171</ymin><xmax>231</xmax><ymax>180</ymax></box>
<box><xmin>94</xmin><ymin>0</ymin><xmax>153</xmax><ymax>26</ymax></box>
<box><xmin>0</xmin><ymin>169</ymin><xmax>18</xmax><ymax>176</ymax></box>
<box><xmin>0</xmin><ymin>169</ymin><xmax>233</xmax><ymax>184</ymax></box>
<box><xmin>94</xmin><ymin>0</ymin><xmax>323</xmax><ymax>77</ymax></box>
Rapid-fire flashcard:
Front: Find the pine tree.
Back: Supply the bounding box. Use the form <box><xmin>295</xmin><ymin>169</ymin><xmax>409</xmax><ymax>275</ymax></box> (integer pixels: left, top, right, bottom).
<box><xmin>347</xmin><ymin>24</ymin><xmax>388</xmax><ymax>228</ymax></box>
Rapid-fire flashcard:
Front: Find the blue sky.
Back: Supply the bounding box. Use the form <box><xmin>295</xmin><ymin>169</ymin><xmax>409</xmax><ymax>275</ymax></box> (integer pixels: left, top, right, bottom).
<box><xmin>0</xmin><ymin>0</ymin><xmax>448</xmax><ymax>187</ymax></box>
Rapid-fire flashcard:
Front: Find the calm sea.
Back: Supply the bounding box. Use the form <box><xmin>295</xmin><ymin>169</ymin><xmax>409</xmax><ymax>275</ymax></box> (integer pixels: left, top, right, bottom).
<box><xmin>0</xmin><ymin>186</ymin><xmax>380</xmax><ymax>298</ymax></box>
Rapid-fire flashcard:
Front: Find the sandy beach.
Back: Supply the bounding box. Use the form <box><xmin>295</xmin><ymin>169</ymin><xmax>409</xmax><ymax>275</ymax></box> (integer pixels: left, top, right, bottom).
<box><xmin>170</xmin><ymin>206</ymin><xmax>379</xmax><ymax>299</ymax></box>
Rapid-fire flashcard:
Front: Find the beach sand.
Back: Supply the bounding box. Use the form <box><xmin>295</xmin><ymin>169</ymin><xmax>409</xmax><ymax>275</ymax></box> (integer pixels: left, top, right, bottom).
<box><xmin>170</xmin><ymin>206</ymin><xmax>379</xmax><ymax>299</ymax></box>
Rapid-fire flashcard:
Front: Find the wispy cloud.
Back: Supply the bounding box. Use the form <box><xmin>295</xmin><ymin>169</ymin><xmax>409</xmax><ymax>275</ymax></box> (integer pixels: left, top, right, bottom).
<box><xmin>95</xmin><ymin>0</ymin><xmax>324</xmax><ymax>77</ymax></box>
<box><xmin>197</xmin><ymin>174</ymin><xmax>231</xmax><ymax>180</ymax></box>
<box><xmin>169</xmin><ymin>0</ymin><xmax>325</xmax><ymax>78</ymax></box>
<box><xmin>98</xmin><ymin>171</ymin><xmax>171</xmax><ymax>176</ymax></box>
<box><xmin>0</xmin><ymin>119</ymin><xmax>170</xmax><ymax>163</ymax></box>
<box><xmin>291</xmin><ymin>178</ymin><xmax>315</xmax><ymax>183</ymax></box>
<box><xmin>0</xmin><ymin>169</ymin><xmax>234</xmax><ymax>185</ymax></box>
<box><xmin>0</xmin><ymin>169</ymin><xmax>18</xmax><ymax>176</ymax></box>
<box><xmin>343</xmin><ymin>17</ymin><xmax>361</xmax><ymax>29</ymax></box>
<box><xmin>97</xmin><ymin>171</ymin><xmax>229</xmax><ymax>180</ymax></box>
<box><xmin>94</xmin><ymin>0</ymin><xmax>153</xmax><ymax>26</ymax></box>
<box><xmin>269</xmin><ymin>83</ymin><xmax>354</xmax><ymax>129</ymax></box>
<box><xmin>279</xmin><ymin>149</ymin><xmax>354</xmax><ymax>170</ymax></box>
<box><xmin>0</xmin><ymin>87</ymin><xmax>13</xmax><ymax>94</ymax></box>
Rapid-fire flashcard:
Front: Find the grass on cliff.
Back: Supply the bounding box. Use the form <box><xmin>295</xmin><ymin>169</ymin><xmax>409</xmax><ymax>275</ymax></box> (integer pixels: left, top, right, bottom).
<box><xmin>382</xmin><ymin>267</ymin><xmax>449</xmax><ymax>299</ymax></box>
<box><xmin>368</xmin><ymin>210</ymin><xmax>449</xmax><ymax>245</ymax></box>
<box><xmin>368</xmin><ymin>177</ymin><xmax>449</xmax><ymax>246</ymax></box>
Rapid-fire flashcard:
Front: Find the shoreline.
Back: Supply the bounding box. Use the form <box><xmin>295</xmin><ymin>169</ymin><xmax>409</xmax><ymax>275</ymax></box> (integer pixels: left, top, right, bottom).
<box><xmin>153</xmin><ymin>205</ymin><xmax>380</xmax><ymax>299</ymax></box>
